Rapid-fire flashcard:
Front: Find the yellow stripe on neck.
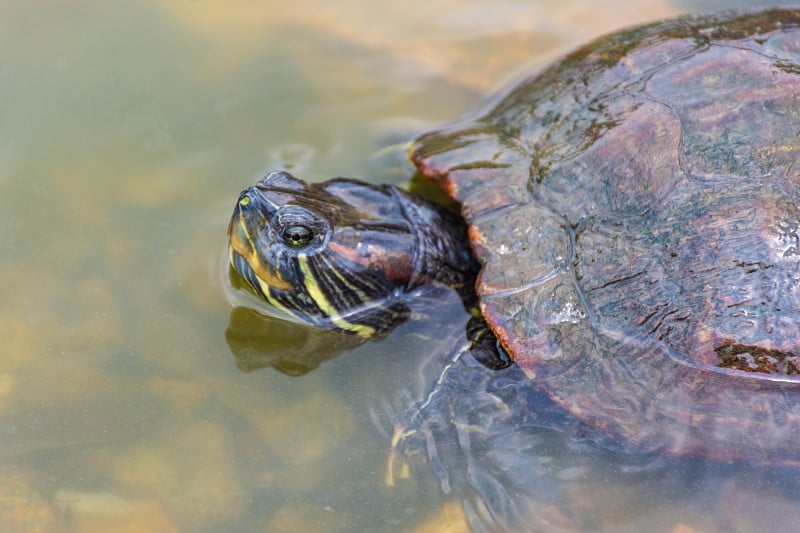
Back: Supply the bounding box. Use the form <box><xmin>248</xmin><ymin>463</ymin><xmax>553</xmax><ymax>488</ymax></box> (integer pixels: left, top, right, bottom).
<box><xmin>298</xmin><ymin>253</ymin><xmax>375</xmax><ymax>337</ymax></box>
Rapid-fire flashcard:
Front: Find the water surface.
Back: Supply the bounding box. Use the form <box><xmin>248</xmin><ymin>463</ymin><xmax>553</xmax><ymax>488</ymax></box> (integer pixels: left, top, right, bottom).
<box><xmin>0</xmin><ymin>0</ymin><xmax>794</xmax><ymax>531</ymax></box>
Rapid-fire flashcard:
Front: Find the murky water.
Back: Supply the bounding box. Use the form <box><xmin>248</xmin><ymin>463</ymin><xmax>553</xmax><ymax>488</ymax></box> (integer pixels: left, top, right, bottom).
<box><xmin>0</xmin><ymin>0</ymin><xmax>795</xmax><ymax>531</ymax></box>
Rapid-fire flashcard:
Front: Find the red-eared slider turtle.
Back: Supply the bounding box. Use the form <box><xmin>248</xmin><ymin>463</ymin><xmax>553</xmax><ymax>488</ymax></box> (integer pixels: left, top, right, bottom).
<box><xmin>227</xmin><ymin>7</ymin><xmax>800</xmax><ymax>467</ymax></box>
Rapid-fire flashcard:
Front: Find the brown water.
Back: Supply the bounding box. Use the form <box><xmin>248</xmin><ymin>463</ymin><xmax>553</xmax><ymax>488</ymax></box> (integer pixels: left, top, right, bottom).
<box><xmin>0</xmin><ymin>0</ymin><xmax>795</xmax><ymax>531</ymax></box>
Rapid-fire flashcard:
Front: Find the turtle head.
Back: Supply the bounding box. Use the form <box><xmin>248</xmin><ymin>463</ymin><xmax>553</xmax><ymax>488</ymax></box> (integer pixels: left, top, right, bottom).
<box><xmin>228</xmin><ymin>170</ymin><xmax>433</xmax><ymax>337</ymax></box>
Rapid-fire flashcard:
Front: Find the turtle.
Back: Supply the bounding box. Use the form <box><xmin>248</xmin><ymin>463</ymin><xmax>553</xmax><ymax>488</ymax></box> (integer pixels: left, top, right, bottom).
<box><xmin>227</xmin><ymin>7</ymin><xmax>800</xmax><ymax>471</ymax></box>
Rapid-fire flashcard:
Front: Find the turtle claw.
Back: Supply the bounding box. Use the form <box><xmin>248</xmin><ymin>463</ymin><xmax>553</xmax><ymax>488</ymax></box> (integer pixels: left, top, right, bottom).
<box><xmin>385</xmin><ymin>392</ymin><xmax>457</xmax><ymax>492</ymax></box>
<box><xmin>386</xmin><ymin>424</ymin><xmax>416</xmax><ymax>487</ymax></box>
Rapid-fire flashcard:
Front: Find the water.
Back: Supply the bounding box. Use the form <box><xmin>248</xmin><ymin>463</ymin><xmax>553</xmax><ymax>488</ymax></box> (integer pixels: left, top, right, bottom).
<box><xmin>0</xmin><ymin>0</ymin><xmax>793</xmax><ymax>531</ymax></box>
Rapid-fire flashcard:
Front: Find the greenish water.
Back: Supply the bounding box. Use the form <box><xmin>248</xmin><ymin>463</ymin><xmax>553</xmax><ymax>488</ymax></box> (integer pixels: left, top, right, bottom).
<box><xmin>0</xmin><ymin>1</ymin><xmax>795</xmax><ymax>531</ymax></box>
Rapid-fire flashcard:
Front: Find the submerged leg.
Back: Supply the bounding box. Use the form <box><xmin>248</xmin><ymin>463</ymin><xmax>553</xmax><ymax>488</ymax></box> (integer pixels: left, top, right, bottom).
<box><xmin>387</xmin><ymin>316</ymin><xmax>512</xmax><ymax>487</ymax></box>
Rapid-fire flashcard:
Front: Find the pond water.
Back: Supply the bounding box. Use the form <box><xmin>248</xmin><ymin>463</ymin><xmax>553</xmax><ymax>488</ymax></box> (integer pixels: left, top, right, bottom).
<box><xmin>0</xmin><ymin>0</ymin><xmax>796</xmax><ymax>531</ymax></box>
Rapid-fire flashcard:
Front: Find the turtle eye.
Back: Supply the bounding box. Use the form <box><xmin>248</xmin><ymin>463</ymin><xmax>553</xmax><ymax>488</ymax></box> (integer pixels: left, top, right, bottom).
<box><xmin>280</xmin><ymin>224</ymin><xmax>314</xmax><ymax>248</ymax></box>
<box><xmin>272</xmin><ymin>205</ymin><xmax>328</xmax><ymax>253</ymax></box>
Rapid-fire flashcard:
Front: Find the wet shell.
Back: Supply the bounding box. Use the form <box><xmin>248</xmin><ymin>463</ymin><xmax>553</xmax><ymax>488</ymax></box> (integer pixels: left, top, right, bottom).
<box><xmin>412</xmin><ymin>8</ymin><xmax>800</xmax><ymax>464</ymax></box>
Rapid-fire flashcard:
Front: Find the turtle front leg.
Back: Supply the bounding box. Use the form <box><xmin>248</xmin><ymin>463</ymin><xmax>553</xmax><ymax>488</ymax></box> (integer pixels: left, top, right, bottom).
<box><xmin>386</xmin><ymin>316</ymin><xmax>513</xmax><ymax>487</ymax></box>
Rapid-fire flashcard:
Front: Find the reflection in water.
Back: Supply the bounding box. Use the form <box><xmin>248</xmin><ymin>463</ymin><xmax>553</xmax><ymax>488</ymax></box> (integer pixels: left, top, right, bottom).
<box><xmin>226</xmin><ymin>306</ymin><xmax>362</xmax><ymax>375</ymax></box>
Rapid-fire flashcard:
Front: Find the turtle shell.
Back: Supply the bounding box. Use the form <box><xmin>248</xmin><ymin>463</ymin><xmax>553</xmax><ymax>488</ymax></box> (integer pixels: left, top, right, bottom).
<box><xmin>411</xmin><ymin>8</ymin><xmax>800</xmax><ymax>464</ymax></box>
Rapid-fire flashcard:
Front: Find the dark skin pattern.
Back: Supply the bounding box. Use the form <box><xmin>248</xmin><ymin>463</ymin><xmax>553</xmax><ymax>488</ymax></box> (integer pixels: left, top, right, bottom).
<box><xmin>229</xmin><ymin>171</ymin><xmax>511</xmax><ymax>368</ymax></box>
<box><xmin>228</xmin><ymin>171</ymin><xmax>476</xmax><ymax>335</ymax></box>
